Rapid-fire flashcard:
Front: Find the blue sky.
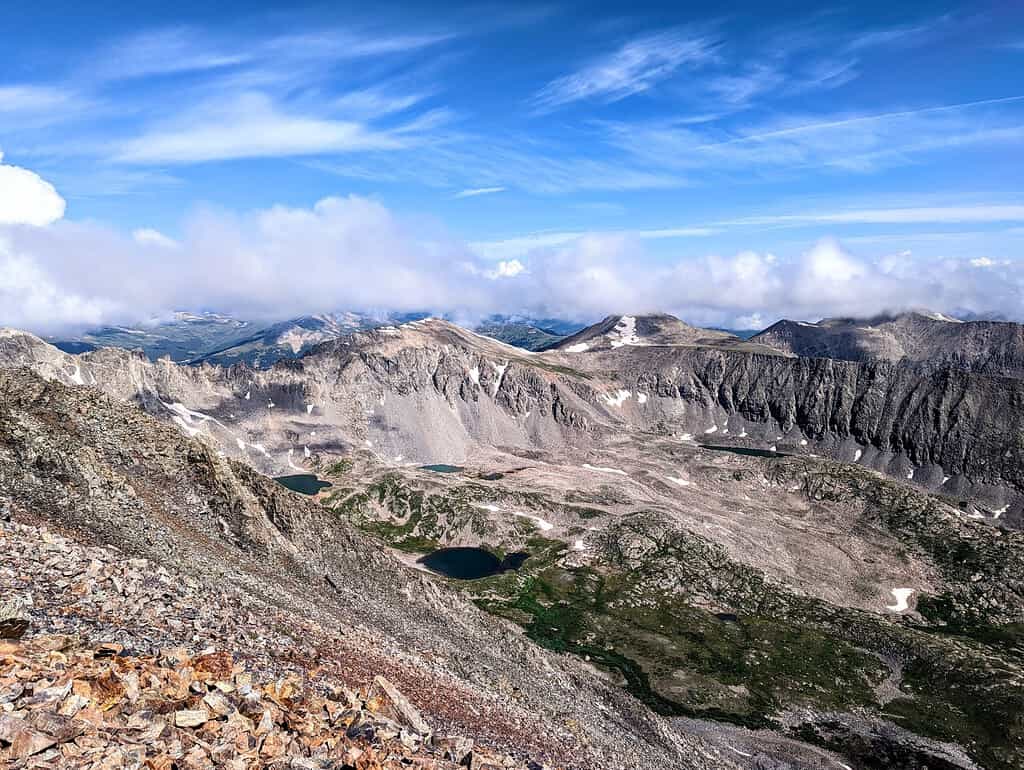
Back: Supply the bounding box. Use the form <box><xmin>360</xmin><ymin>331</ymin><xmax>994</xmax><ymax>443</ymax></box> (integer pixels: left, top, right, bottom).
<box><xmin>1</xmin><ymin>1</ymin><xmax>1024</xmax><ymax>330</ymax></box>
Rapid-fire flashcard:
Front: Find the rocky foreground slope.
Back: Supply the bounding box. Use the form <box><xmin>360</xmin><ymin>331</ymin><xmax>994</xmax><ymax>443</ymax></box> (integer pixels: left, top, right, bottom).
<box><xmin>0</xmin><ymin>521</ymin><xmax>520</xmax><ymax>769</ymax></box>
<box><xmin>0</xmin><ymin>367</ymin><xmax>735</xmax><ymax>769</ymax></box>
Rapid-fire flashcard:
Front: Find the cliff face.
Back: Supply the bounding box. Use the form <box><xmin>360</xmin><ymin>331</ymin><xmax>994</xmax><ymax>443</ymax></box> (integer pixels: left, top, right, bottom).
<box><xmin>752</xmin><ymin>313</ymin><xmax>1024</xmax><ymax>379</ymax></box>
<box><xmin>612</xmin><ymin>348</ymin><xmax>1024</xmax><ymax>507</ymax></box>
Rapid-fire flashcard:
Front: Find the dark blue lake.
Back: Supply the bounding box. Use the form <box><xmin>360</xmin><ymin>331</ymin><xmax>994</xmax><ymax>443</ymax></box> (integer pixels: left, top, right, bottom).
<box><xmin>699</xmin><ymin>444</ymin><xmax>788</xmax><ymax>458</ymax></box>
<box><xmin>418</xmin><ymin>547</ymin><xmax>529</xmax><ymax>579</ymax></box>
<box><xmin>274</xmin><ymin>474</ymin><xmax>333</xmax><ymax>495</ymax></box>
<box><xmin>421</xmin><ymin>464</ymin><xmax>464</xmax><ymax>473</ymax></box>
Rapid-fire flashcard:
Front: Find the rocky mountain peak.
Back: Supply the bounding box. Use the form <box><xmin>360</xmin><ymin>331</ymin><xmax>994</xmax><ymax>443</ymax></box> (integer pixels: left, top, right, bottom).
<box><xmin>546</xmin><ymin>312</ymin><xmax>742</xmax><ymax>353</ymax></box>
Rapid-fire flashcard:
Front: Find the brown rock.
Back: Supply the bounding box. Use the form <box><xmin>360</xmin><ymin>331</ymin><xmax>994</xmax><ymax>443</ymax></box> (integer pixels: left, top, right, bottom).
<box><xmin>0</xmin><ymin>596</ymin><xmax>30</xmax><ymax>640</ymax></box>
<box><xmin>174</xmin><ymin>709</ymin><xmax>210</xmax><ymax>728</ymax></box>
<box><xmin>0</xmin><ymin>714</ymin><xmax>57</xmax><ymax>759</ymax></box>
<box><xmin>192</xmin><ymin>651</ymin><xmax>233</xmax><ymax>682</ymax></box>
<box><xmin>368</xmin><ymin>676</ymin><xmax>431</xmax><ymax>737</ymax></box>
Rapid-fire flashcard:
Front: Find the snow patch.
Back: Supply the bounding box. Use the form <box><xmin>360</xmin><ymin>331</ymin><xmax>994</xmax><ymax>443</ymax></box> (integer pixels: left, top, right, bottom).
<box><xmin>667</xmin><ymin>476</ymin><xmax>690</xmax><ymax>487</ymax></box>
<box><xmin>236</xmin><ymin>438</ymin><xmax>246</xmax><ymax>450</ymax></box>
<box><xmin>854</xmin><ymin>449</ymin><xmax>863</xmax><ymax>462</ymax></box>
<box><xmin>513</xmin><ymin>512</ymin><xmax>553</xmax><ymax>531</ymax></box>
<box><xmin>886</xmin><ymin>588</ymin><xmax>914</xmax><ymax>612</ymax></box>
<box><xmin>942</xmin><ymin>475</ymin><xmax>950</xmax><ymax>485</ymax></box>
<box><xmin>728</xmin><ymin>746</ymin><xmax>753</xmax><ymax>758</ymax></box>
<box><xmin>582</xmin><ymin>463</ymin><xmax>627</xmax><ymax>476</ymax></box>
<box><xmin>565</xmin><ymin>342</ymin><xmax>590</xmax><ymax>353</ymax></box>
<box><xmin>572</xmin><ymin>539</ymin><xmax>586</xmax><ymax>551</ymax></box>
<box><xmin>607</xmin><ymin>315</ymin><xmax>641</xmax><ymax>348</ymax></box>
<box><xmin>993</xmin><ymin>504</ymin><xmax>1008</xmax><ymax>519</ymax></box>
<box><xmin>468</xmin><ymin>366</ymin><xmax>480</xmax><ymax>386</ymax></box>
<box><xmin>303</xmin><ymin>445</ymin><xmax>311</xmax><ymax>459</ymax></box>
<box><xmin>306</xmin><ymin>404</ymin><xmax>314</xmax><ymax>414</ymax></box>
<box><xmin>637</xmin><ymin>392</ymin><xmax>648</xmax><ymax>404</ymax></box>
<box><xmin>799</xmin><ymin>439</ymin><xmax>808</xmax><ymax>446</ymax></box>
<box><xmin>68</xmin><ymin>364</ymin><xmax>85</xmax><ymax>386</ymax></box>
<box><xmin>600</xmin><ymin>389</ymin><xmax>632</xmax><ymax>408</ymax></box>
<box><xmin>286</xmin><ymin>449</ymin><xmax>303</xmax><ymax>471</ymax></box>
<box><xmin>679</xmin><ymin>433</ymin><xmax>695</xmax><ymax>442</ymax></box>
<box><xmin>704</xmin><ymin>426</ymin><xmax>718</xmax><ymax>434</ymax></box>
<box><xmin>490</xmin><ymin>361</ymin><xmax>508</xmax><ymax>381</ymax></box>
<box><xmin>244</xmin><ymin>390</ymin><xmax>251</xmax><ymax>400</ymax></box>
<box><xmin>906</xmin><ymin>469</ymin><xmax>914</xmax><ymax>480</ymax></box>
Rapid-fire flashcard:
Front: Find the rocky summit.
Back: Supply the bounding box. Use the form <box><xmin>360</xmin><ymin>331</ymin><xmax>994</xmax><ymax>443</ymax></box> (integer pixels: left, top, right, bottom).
<box><xmin>2</xmin><ymin>312</ymin><xmax>1024</xmax><ymax>770</ymax></box>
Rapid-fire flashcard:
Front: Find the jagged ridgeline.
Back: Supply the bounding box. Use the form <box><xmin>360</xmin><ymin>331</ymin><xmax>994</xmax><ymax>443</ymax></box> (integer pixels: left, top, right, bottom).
<box><xmin>2</xmin><ymin>311</ymin><xmax>1024</xmax><ymax>769</ymax></box>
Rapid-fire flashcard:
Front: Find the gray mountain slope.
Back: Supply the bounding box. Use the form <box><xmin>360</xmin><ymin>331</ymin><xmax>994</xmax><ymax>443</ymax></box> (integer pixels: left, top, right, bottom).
<box><xmin>2</xmin><ymin>316</ymin><xmax>1023</xmax><ymax>526</ymax></box>
<box><xmin>0</xmin><ymin>366</ymin><xmax>733</xmax><ymax>770</ymax></box>
<box><xmin>753</xmin><ymin>311</ymin><xmax>1024</xmax><ymax>378</ymax></box>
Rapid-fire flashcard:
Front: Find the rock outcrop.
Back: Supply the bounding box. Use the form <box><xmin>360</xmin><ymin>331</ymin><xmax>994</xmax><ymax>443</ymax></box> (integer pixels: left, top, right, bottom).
<box><xmin>752</xmin><ymin>311</ymin><xmax>1024</xmax><ymax>378</ymax></box>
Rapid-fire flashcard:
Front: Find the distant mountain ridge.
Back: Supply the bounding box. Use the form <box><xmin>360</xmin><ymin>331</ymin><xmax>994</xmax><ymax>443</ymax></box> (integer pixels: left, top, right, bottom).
<box><xmin>51</xmin><ymin>311</ymin><xmax>586</xmax><ymax>366</ymax></box>
<box><xmin>752</xmin><ymin>310</ymin><xmax>1024</xmax><ymax>378</ymax></box>
<box><xmin>545</xmin><ymin>313</ymin><xmax>774</xmax><ymax>354</ymax></box>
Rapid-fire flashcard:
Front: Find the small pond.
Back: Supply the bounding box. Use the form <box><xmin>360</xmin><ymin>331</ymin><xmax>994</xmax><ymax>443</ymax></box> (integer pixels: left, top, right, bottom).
<box><xmin>274</xmin><ymin>474</ymin><xmax>333</xmax><ymax>495</ymax></box>
<box><xmin>418</xmin><ymin>547</ymin><xmax>529</xmax><ymax>580</ymax></box>
<box><xmin>699</xmin><ymin>444</ymin><xmax>789</xmax><ymax>458</ymax></box>
<box><xmin>421</xmin><ymin>464</ymin><xmax>465</xmax><ymax>474</ymax></box>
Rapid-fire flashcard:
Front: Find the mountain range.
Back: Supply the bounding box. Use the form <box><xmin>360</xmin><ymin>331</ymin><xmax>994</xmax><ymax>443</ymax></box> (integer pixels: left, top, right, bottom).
<box><xmin>4</xmin><ymin>309</ymin><xmax>1024</xmax><ymax>769</ymax></box>
<box><xmin>50</xmin><ymin>311</ymin><xmax>585</xmax><ymax>367</ymax></box>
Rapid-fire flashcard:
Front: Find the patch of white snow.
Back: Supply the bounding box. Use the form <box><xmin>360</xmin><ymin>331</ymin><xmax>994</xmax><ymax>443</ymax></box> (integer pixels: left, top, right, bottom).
<box><xmin>513</xmin><ymin>512</ymin><xmax>553</xmax><ymax>531</ymax></box>
<box><xmin>886</xmin><ymin>588</ymin><xmax>914</xmax><ymax>613</ymax></box>
<box><xmin>607</xmin><ymin>315</ymin><xmax>641</xmax><ymax>348</ymax></box>
<box><xmin>582</xmin><ymin>463</ymin><xmax>627</xmax><ymax>476</ymax></box>
<box><xmin>601</xmin><ymin>389</ymin><xmax>632</xmax><ymax>408</ymax></box>
<box><xmin>565</xmin><ymin>342</ymin><xmax>590</xmax><ymax>353</ymax></box>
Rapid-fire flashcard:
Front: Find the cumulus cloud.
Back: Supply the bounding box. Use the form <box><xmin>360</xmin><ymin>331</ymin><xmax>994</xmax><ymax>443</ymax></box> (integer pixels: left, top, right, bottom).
<box><xmin>0</xmin><ymin>152</ymin><xmax>66</xmax><ymax>226</ymax></box>
<box><xmin>2</xmin><ymin>184</ymin><xmax>1024</xmax><ymax>334</ymax></box>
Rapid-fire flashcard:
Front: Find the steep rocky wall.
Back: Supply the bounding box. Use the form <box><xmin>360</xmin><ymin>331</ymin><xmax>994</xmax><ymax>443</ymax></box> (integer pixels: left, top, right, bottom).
<box><xmin>628</xmin><ymin>348</ymin><xmax>1024</xmax><ymax>493</ymax></box>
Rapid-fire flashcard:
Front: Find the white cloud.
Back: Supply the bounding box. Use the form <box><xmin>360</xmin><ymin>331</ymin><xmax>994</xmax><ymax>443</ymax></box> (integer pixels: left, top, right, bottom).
<box><xmin>487</xmin><ymin>259</ymin><xmax>525</xmax><ymax>278</ymax></box>
<box><xmin>0</xmin><ymin>153</ymin><xmax>66</xmax><ymax>227</ymax></box>
<box><xmin>2</xmin><ymin>191</ymin><xmax>1023</xmax><ymax>334</ymax></box>
<box><xmin>116</xmin><ymin>93</ymin><xmax>410</xmax><ymax>163</ymax></box>
<box><xmin>604</xmin><ymin>94</ymin><xmax>1024</xmax><ymax>176</ymax></box>
<box><xmin>132</xmin><ymin>228</ymin><xmax>179</xmax><ymax>248</ymax></box>
<box><xmin>454</xmin><ymin>186</ymin><xmax>506</xmax><ymax>198</ymax></box>
<box><xmin>721</xmin><ymin>204</ymin><xmax>1024</xmax><ymax>227</ymax></box>
<box><xmin>0</xmin><ymin>85</ymin><xmax>78</xmax><ymax>113</ymax></box>
<box><xmin>533</xmin><ymin>29</ymin><xmax>717</xmax><ymax>109</ymax></box>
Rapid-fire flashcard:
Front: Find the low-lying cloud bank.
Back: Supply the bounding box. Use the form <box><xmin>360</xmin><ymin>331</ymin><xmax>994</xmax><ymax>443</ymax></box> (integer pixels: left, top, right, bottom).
<box><xmin>1</xmin><ymin>159</ymin><xmax>1021</xmax><ymax>334</ymax></box>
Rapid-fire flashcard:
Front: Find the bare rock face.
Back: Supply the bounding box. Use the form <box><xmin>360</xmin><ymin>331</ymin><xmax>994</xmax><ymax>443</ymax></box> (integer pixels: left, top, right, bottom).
<box><xmin>752</xmin><ymin>311</ymin><xmax>1024</xmax><ymax>379</ymax></box>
